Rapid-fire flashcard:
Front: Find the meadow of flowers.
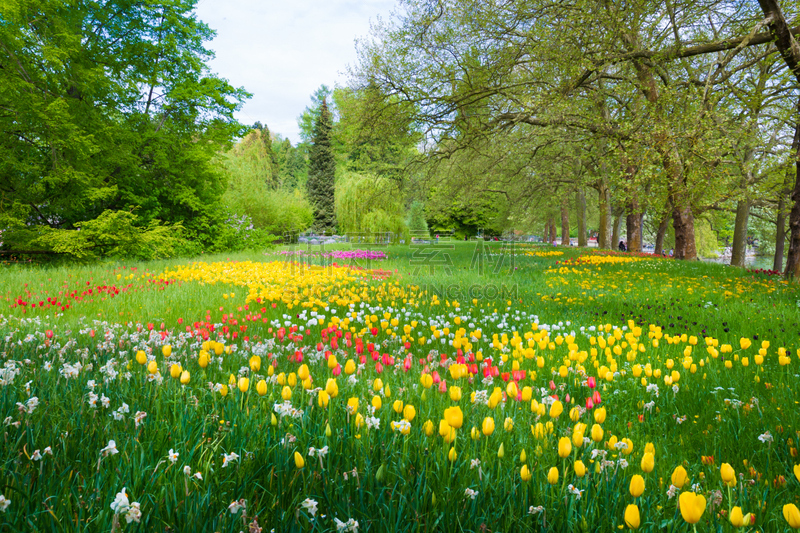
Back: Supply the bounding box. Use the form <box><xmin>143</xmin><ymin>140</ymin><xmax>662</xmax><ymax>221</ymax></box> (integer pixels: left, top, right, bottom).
<box><xmin>1</xmin><ymin>244</ymin><xmax>799</xmax><ymax>532</ymax></box>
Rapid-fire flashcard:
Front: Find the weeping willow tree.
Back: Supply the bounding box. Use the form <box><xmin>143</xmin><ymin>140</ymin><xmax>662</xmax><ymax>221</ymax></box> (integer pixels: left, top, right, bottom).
<box><xmin>336</xmin><ymin>170</ymin><xmax>407</xmax><ymax>242</ymax></box>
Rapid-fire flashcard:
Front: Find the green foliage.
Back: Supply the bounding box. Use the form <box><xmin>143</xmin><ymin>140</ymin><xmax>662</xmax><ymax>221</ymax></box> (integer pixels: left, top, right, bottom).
<box><xmin>407</xmin><ymin>200</ymin><xmax>429</xmax><ymax>235</ymax></box>
<box><xmin>32</xmin><ymin>210</ymin><xmax>183</xmax><ymax>260</ymax></box>
<box><xmin>0</xmin><ymin>0</ymin><xmax>249</xmax><ymax>255</ymax></box>
<box><xmin>336</xmin><ymin>171</ymin><xmax>406</xmax><ymax>240</ymax></box>
<box><xmin>695</xmin><ymin>217</ymin><xmax>720</xmax><ymax>258</ymax></box>
<box><xmin>307</xmin><ymin>99</ymin><xmax>337</xmax><ymax>233</ymax></box>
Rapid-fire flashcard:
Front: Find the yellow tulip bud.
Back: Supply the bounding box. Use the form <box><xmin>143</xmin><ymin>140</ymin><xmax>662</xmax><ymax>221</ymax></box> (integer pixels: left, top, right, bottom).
<box><xmin>558</xmin><ymin>436</ymin><xmax>572</xmax><ymax>458</ymax></box>
<box><xmin>294</xmin><ymin>451</ymin><xmax>305</xmax><ymax>469</ymax></box>
<box><xmin>729</xmin><ymin>506</ymin><xmax>744</xmax><ymax>527</ymax></box>
<box><xmin>520</xmin><ymin>464</ymin><xmax>532</xmax><ymax>481</ymax></box>
<box><xmin>594</xmin><ymin>406</ymin><xmax>606</xmax><ymax>423</ymax></box>
<box><xmin>591</xmin><ymin>423</ymin><xmax>604</xmax><ymax>442</ymax></box>
<box><xmin>629</xmin><ymin>474</ymin><xmax>645</xmax><ymax>497</ymax></box>
<box><xmin>624</xmin><ymin>504</ymin><xmax>641</xmax><ymax>529</ymax></box>
<box><xmin>783</xmin><ymin>503</ymin><xmax>800</xmax><ymax>528</ymax></box>
<box><xmin>180</xmin><ymin>370</ymin><xmax>190</xmax><ymax>384</ymax></box>
<box><xmin>147</xmin><ymin>360</ymin><xmax>158</xmax><ymax>374</ymax></box>
<box><xmin>504</xmin><ymin>417</ymin><xmax>514</xmax><ymax>432</ymax></box>
<box><xmin>448</xmin><ymin>447</ymin><xmax>457</xmax><ymax>462</ymax></box>
<box><xmin>498</xmin><ymin>443</ymin><xmax>505</xmax><ymax>458</ymax></box>
<box><xmin>317</xmin><ymin>390</ymin><xmax>329</xmax><ymax>407</ymax></box>
<box><xmin>280</xmin><ymin>385</ymin><xmax>291</xmax><ymax>400</ymax></box>
<box><xmin>136</xmin><ymin>350</ymin><xmax>147</xmax><ymax>365</ymax></box>
<box><xmin>372</xmin><ymin>395</ymin><xmax>382</xmax><ymax>410</ymax></box>
<box><xmin>403</xmin><ymin>405</ymin><xmax>416</xmax><ymax>422</ymax></box>
<box><xmin>641</xmin><ymin>452</ymin><xmax>654</xmax><ymax>473</ymax></box>
<box><xmin>482</xmin><ymin>417</ymin><xmax>495</xmax><ymax>436</ymax></box>
<box><xmin>162</xmin><ymin>345</ymin><xmax>172</xmax><ymax>357</ymax></box>
<box><xmin>720</xmin><ymin>463</ymin><xmax>736</xmax><ymax>487</ymax></box>
<box><xmin>547</xmin><ymin>466</ymin><xmax>559</xmax><ymax>484</ymax></box>
<box><xmin>671</xmin><ymin>465</ymin><xmax>688</xmax><ymax>489</ymax></box>
<box><xmin>170</xmin><ymin>364</ymin><xmax>182</xmax><ymax>378</ymax></box>
<box><xmin>574</xmin><ymin>460</ymin><xmax>586</xmax><ymax>477</ymax></box>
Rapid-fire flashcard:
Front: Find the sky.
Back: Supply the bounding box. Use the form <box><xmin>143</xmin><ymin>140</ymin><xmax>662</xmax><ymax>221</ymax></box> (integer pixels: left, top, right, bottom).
<box><xmin>194</xmin><ymin>0</ymin><xmax>397</xmax><ymax>144</ymax></box>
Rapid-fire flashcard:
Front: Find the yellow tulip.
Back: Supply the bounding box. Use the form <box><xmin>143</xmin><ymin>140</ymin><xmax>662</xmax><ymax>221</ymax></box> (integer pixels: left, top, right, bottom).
<box><xmin>403</xmin><ymin>404</ymin><xmax>416</xmax><ymax>422</ymax></box>
<box><xmin>449</xmin><ymin>386</ymin><xmax>462</xmax><ymax>402</ymax></box>
<box><xmin>504</xmin><ymin>417</ymin><xmax>514</xmax><ymax>432</ymax></box>
<box><xmin>569</xmin><ymin>406</ymin><xmax>581</xmax><ymax>422</ymax></box>
<box><xmin>520</xmin><ymin>464</ymin><xmax>532</xmax><ymax>481</ymax></box>
<box><xmin>471</xmin><ymin>426</ymin><xmax>481</xmax><ymax>440</ymax></box>
<box><xmin>444</xmin><ymin>406</ymin><xmax>463</xmax><ymax>429</ymax></box>
<box><xmin>373</xmin><ymin>378</ymin><xmax>383</xmax><ymax>391</ymax></box>
<box><xmin>136</xmin><ymin>350</ymin><xmax>147</xmax><ymax>365</ymax></box>
<box><xmin>678</xmin><ymin>491</ymin><xmax>706</xmax><ymax>524</ymax></box>
<box><xmin>558</xmin><ymin>437</ymin><xmax>572</xmax><ymax>458</ymax></box>
<box><xmin>327</xmin><ymin>354</ymin><xmax>338</xmax><ymax>369</ymax></box>
<box><xmin>629</xmin><ymin>474</ymin><xmax>645</xmax><ymax>497</ymax></box>
<box><xmin>439</xmin><ymin>419</ymin><xmax>456</xmax><ymax>443</ymax></box>
<box><xmin>448</xmin><ymin>447</ymin><xmax>457</xmax><ymax>462</ymax></box>
<box><xmin>671</xmin><ymin>465</ymin><xmax>688</xmax><ymax>488</ymax></box>
<box><xmin>281</xmin><ymin>385</ymin><xmax>291</xmax><ymax>401</ymax></box>
<box><xmin>549</xmin><ymin>400</ymin><xmax>563</xmax><ymax>418</ymax></box>
<box><xmin>325</xmin><ymin>378</ymin><xmax>339</xmax><ymax>398</ymax></box>
<box><xmin>344</xmin><ymin>359</ymin><xmax>356</xmax><ymax>374</ymax></box>
<box><xmin>317</xmin><ymin>390</ymin><xmax>329</xmax><ymax>407</ymax></box>
<box><xmin>729</xmin><ymin>506</ymin><xmax>743</xmax><ymax>527</ymax></box>
<box><xmin>162</xmin><ymin>345</ymin><xmax>172</xmax><ymax>357</ymax></box>
<box><xmin>170</xmin><ymin>364</ymin><xmax>182</xmax><ymax>378</ymax></box>
<box><xmin>180</xmin><ymin>370</ymin><xmax>190</xmax><ymax>384</ymax></box>
<box><xmin>624</xmin><ymin>504</ymin><xmax>641</xmax><ymax>529</ymax></box>
<box><xmin>219</xmin><ymin>384</ymin><xmax>228</xmax><ymax>397</ymax></box>
<box><xmin>250</xmin><ymin>356</ymin><xmax>262</xmax><ymax>372</ymax></box>
<box><xmin>641</xmin><ymin>452</ymin><xmax>654</xmax><ymax>473</ymax></box>
<box><xmin>347</xmin><ymin>397</ymin><xmax>359</xmax><ymax>414</ymax></box>
<box><xmin>621</xmin><ymin>438</ymin><xmax>634</xmax><ymax>455</ymax></box>
<box><xmin>294</xmin><ymin>451</ymin><xmax>305</xmax><ymax>469</ymax></box>
<box><xmin>297</xmin><ymin>363</ymin><xmax>308</xmax><ymax>380</ymax></box>
<box><xmin>198</xmin><ymin>352</ymin><xmax>209</xmax><ymax>368</ymax></box>
<box><xmin>147</xmin><ymin>360</ymin><xmax>158</xmax><ymax>374</ymax></box>
<box><xmin>372</xmin><ymin>395</ymin><xmax>382</xmax><ymax>410</ymax></box>
<box><xmin>506</xmin><ymin>380</ymin><xmax>519</xmax><ymax>399</ymax></box>
<box><xmin>547</xmin><ymin>466</ymin><xmax>559</xmax><ymax>484</ymax></box>
<box><xmin>794</xmin><ymin>464</ymin><xmax>800</xmax><ymax>483</ymax></box>
<box><xmin>591</xmin><ymin>424</ymin><xmax>604</xmax><ymax>442</ymax></box>
<box><xmin>482</xmin><ymin>417</ymin><xmax>495</xmax><ymax>436</ymax></box>
<box><xmin>392</xmin><ymin>400</ymin><xmax>404</xmax><ymax>414</ymax></box>
<box><xmin>256</xmin><ymin>379</ymin><xmax>267</xmax><ymax>396</ymax></box>
<box><xmin>520</xmin><ymin>449</ymin><xmax>527</xmax><ymax>463</ymax></box>
<box><xmin>423</xmin><ymin>420</ymin><xmax>434</xmax><ymax>437</ymax></box>
<box><xmin>594</xmin><ymin>406</ymin><xmax>607</xmax><ymax>423</ymax></box>
<box><xmin>784</xmin><ymin>504</ymin><xmax>800</xmax><ymax>529</ymax></box>
<box><xmin>720</xmin><ymin>463</ymin><xmax>736</xmax><ymax>487</ymax></box>
<box><xmin>574</xmin><ymin>460</ymin><xmax>586</xmax><ymax>477</ymax></box>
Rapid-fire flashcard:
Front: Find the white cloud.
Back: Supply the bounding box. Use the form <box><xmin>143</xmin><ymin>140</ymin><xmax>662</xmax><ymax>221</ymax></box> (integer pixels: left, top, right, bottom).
<box><xmin>195</xmin><ymin>0</ymin><xmax>396</xmax><ymax>144</ymax></box>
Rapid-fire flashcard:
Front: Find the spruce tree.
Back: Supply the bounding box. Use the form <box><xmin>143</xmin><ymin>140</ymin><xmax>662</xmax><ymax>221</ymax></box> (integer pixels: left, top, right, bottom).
<box><xmin>307</xmin><ymin>98</ymin><xmax>337</xmax><ymax>233</ymax></box>
<box><xmin>407</xmin><ymin>200</ymin><xmax>429</xmax><ymax>235</ymax></box>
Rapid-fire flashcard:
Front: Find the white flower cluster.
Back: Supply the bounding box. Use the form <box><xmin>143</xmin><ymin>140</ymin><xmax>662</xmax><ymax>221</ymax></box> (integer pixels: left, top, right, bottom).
<box><xmin>110</xmin><ymin>487</ymin><xmax>142</xmax><ymax>523</ymax></box>
<box><xmin>273</xmin><ymin>401</ymin><xmax>304</xmax><ymax>419</ymax></box>
<box><xmin>334</xmin><ymin>517</ymin><xmax>359</xmax><ymax>532</ymax></box>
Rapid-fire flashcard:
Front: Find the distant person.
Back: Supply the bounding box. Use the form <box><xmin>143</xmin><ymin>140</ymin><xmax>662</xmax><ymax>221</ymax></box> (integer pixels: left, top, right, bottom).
<box><xmin>618</xmin><ymin>240</ymin><xmax>627</xmax><ymax>252</ymax></box>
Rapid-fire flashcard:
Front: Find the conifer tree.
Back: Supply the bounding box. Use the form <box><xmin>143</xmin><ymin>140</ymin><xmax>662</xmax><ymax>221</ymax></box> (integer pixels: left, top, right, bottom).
<box><xmin>307</xmin><ymin>98</ymin><xmax>337</xmax><ymax>233</ymax></box>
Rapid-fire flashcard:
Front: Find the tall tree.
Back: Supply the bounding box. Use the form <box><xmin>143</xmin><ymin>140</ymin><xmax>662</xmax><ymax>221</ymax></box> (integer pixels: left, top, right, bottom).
<box><xmin>0</xmin><ymin>0</ymin><xmax>248</xmax><ymax>253</ymax></box>
<box><xmin>307</xmin><ymin>98</ymin><xmax>337</xmax><ymax>233</ymax></box>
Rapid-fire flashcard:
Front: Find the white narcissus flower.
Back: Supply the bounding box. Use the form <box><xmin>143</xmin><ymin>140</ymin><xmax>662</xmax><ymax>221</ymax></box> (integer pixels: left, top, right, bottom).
<box><xmin>183</xmin><ymin>465</ymin><xmax>192</xmax><ymax>476</ymax></box>
<box><xmin>110</xmin><ymin>488</ymin><xmax>130</xmax><ymax>513</ymax></box>
<box><xmin>168</xmin><ymin>449</ymin><xmax>179</xmax><ymax>464</ymax></box>
<box><xmin>0</xmin><ymin>494</ymin><xmax>9</xmax><ymax>512</ymax></box>
<box><xmin>44</xmin><ymin>446</ymin><xmax>53</xmax><ymax>455</ymax></box>
<box><xmin>31</xmin><ymin>449</ymin><xmax>42</xmax><ymax>461</ymax></box>
<box><xmin>124</xmin><ymin>501</ymin><xmax>142</xmax><ymax>523</ymax></box>
<box><xmin>228</xmin><ymin>499</ymin><xmax>246</xmax><ymax>514</ymax></box>
<box><xmin>193</xmin><ymin>472</ymin><xmax>203</xmax><ymax>480</ymax></box>
<box><xmin>100</xmin><ymin>440</ymin><xmax>119</xmax><ymax>457</ymax></box>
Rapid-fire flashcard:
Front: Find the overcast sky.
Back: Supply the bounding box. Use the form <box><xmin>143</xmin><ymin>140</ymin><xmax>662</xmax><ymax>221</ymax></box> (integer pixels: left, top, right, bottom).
<box><xmin>194</xmin><ymin>0</ymin><xmax>397</xmax><ymax>144</ymax></box>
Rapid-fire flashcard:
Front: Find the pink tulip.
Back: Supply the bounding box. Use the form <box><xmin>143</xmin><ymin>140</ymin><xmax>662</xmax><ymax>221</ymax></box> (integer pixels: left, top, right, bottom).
<box><xmin>332</xmin><ymin>364</ymin><xmax>341</xmax><ymax>376</ymax></box>
<box><xmin>438</xmin><ymin>380</ymin><xmax>447</xmax><ymax>393</ymax></box>
<box><xmin>586</xmin><ymin>397</ymin><xmax>594</xmax><ymax>409</ymax></box>
<box><xmin>587</xmin><ymin>377</ymin><xmax>596</xmax><ymax>389</ymax></box>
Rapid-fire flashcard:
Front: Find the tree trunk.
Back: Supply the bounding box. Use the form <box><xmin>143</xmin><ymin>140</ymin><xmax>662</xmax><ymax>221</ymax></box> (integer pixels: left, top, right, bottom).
<box><xmin>576</xmin><ymin>188</ymin><xmax>587</xmax><ymax>247</ymax></box>
<box><xmin>787</xmin><ymin>156</ymin><xmax>800</xmax><ymax>278</ymax></box>
<box><xmin>547</xmin><ymin>216</ymin><xmax>556</xmax><ymax>244</ymax></box>
<box><xmin>775</xmin><ymin>193</ymin><xmax>787</xmax><ymax>272</ymax></box>
<box><xmin>561</xmin><ymin>200</ymin><xmax>570</xmax><ymax>246</ymax></box>
<box><xmin>626</xmin><ymin>197</ymin><xmax>642</xmax><ymax>252</ymax></box>
<box><xmin>730</xmin><ymin>199</ymin><xmax>751</xmax><ymax>267</ymax></box>
<box><xmin>757</xmin><ymin>0</ymin><xmax>800</xmax><ymax>277</ymax></box>
<box><xmin>654</xmin><ymin>213</ymin><xmax>671</xmax><ymax>255</ymax></box>
<box><xmin>598</xmin><ymin>183</ymin><xmax>611</xmax><ymax>249</ymax></box>
<box><xmin>612</xmin><ymin>212</ymin><xmax>623</xmax><ymax>250</ymax></box>
<box><xmin>671</xmin><ymin>202</ymin><xmax>697</xmax><ymax>260</ymax></box>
